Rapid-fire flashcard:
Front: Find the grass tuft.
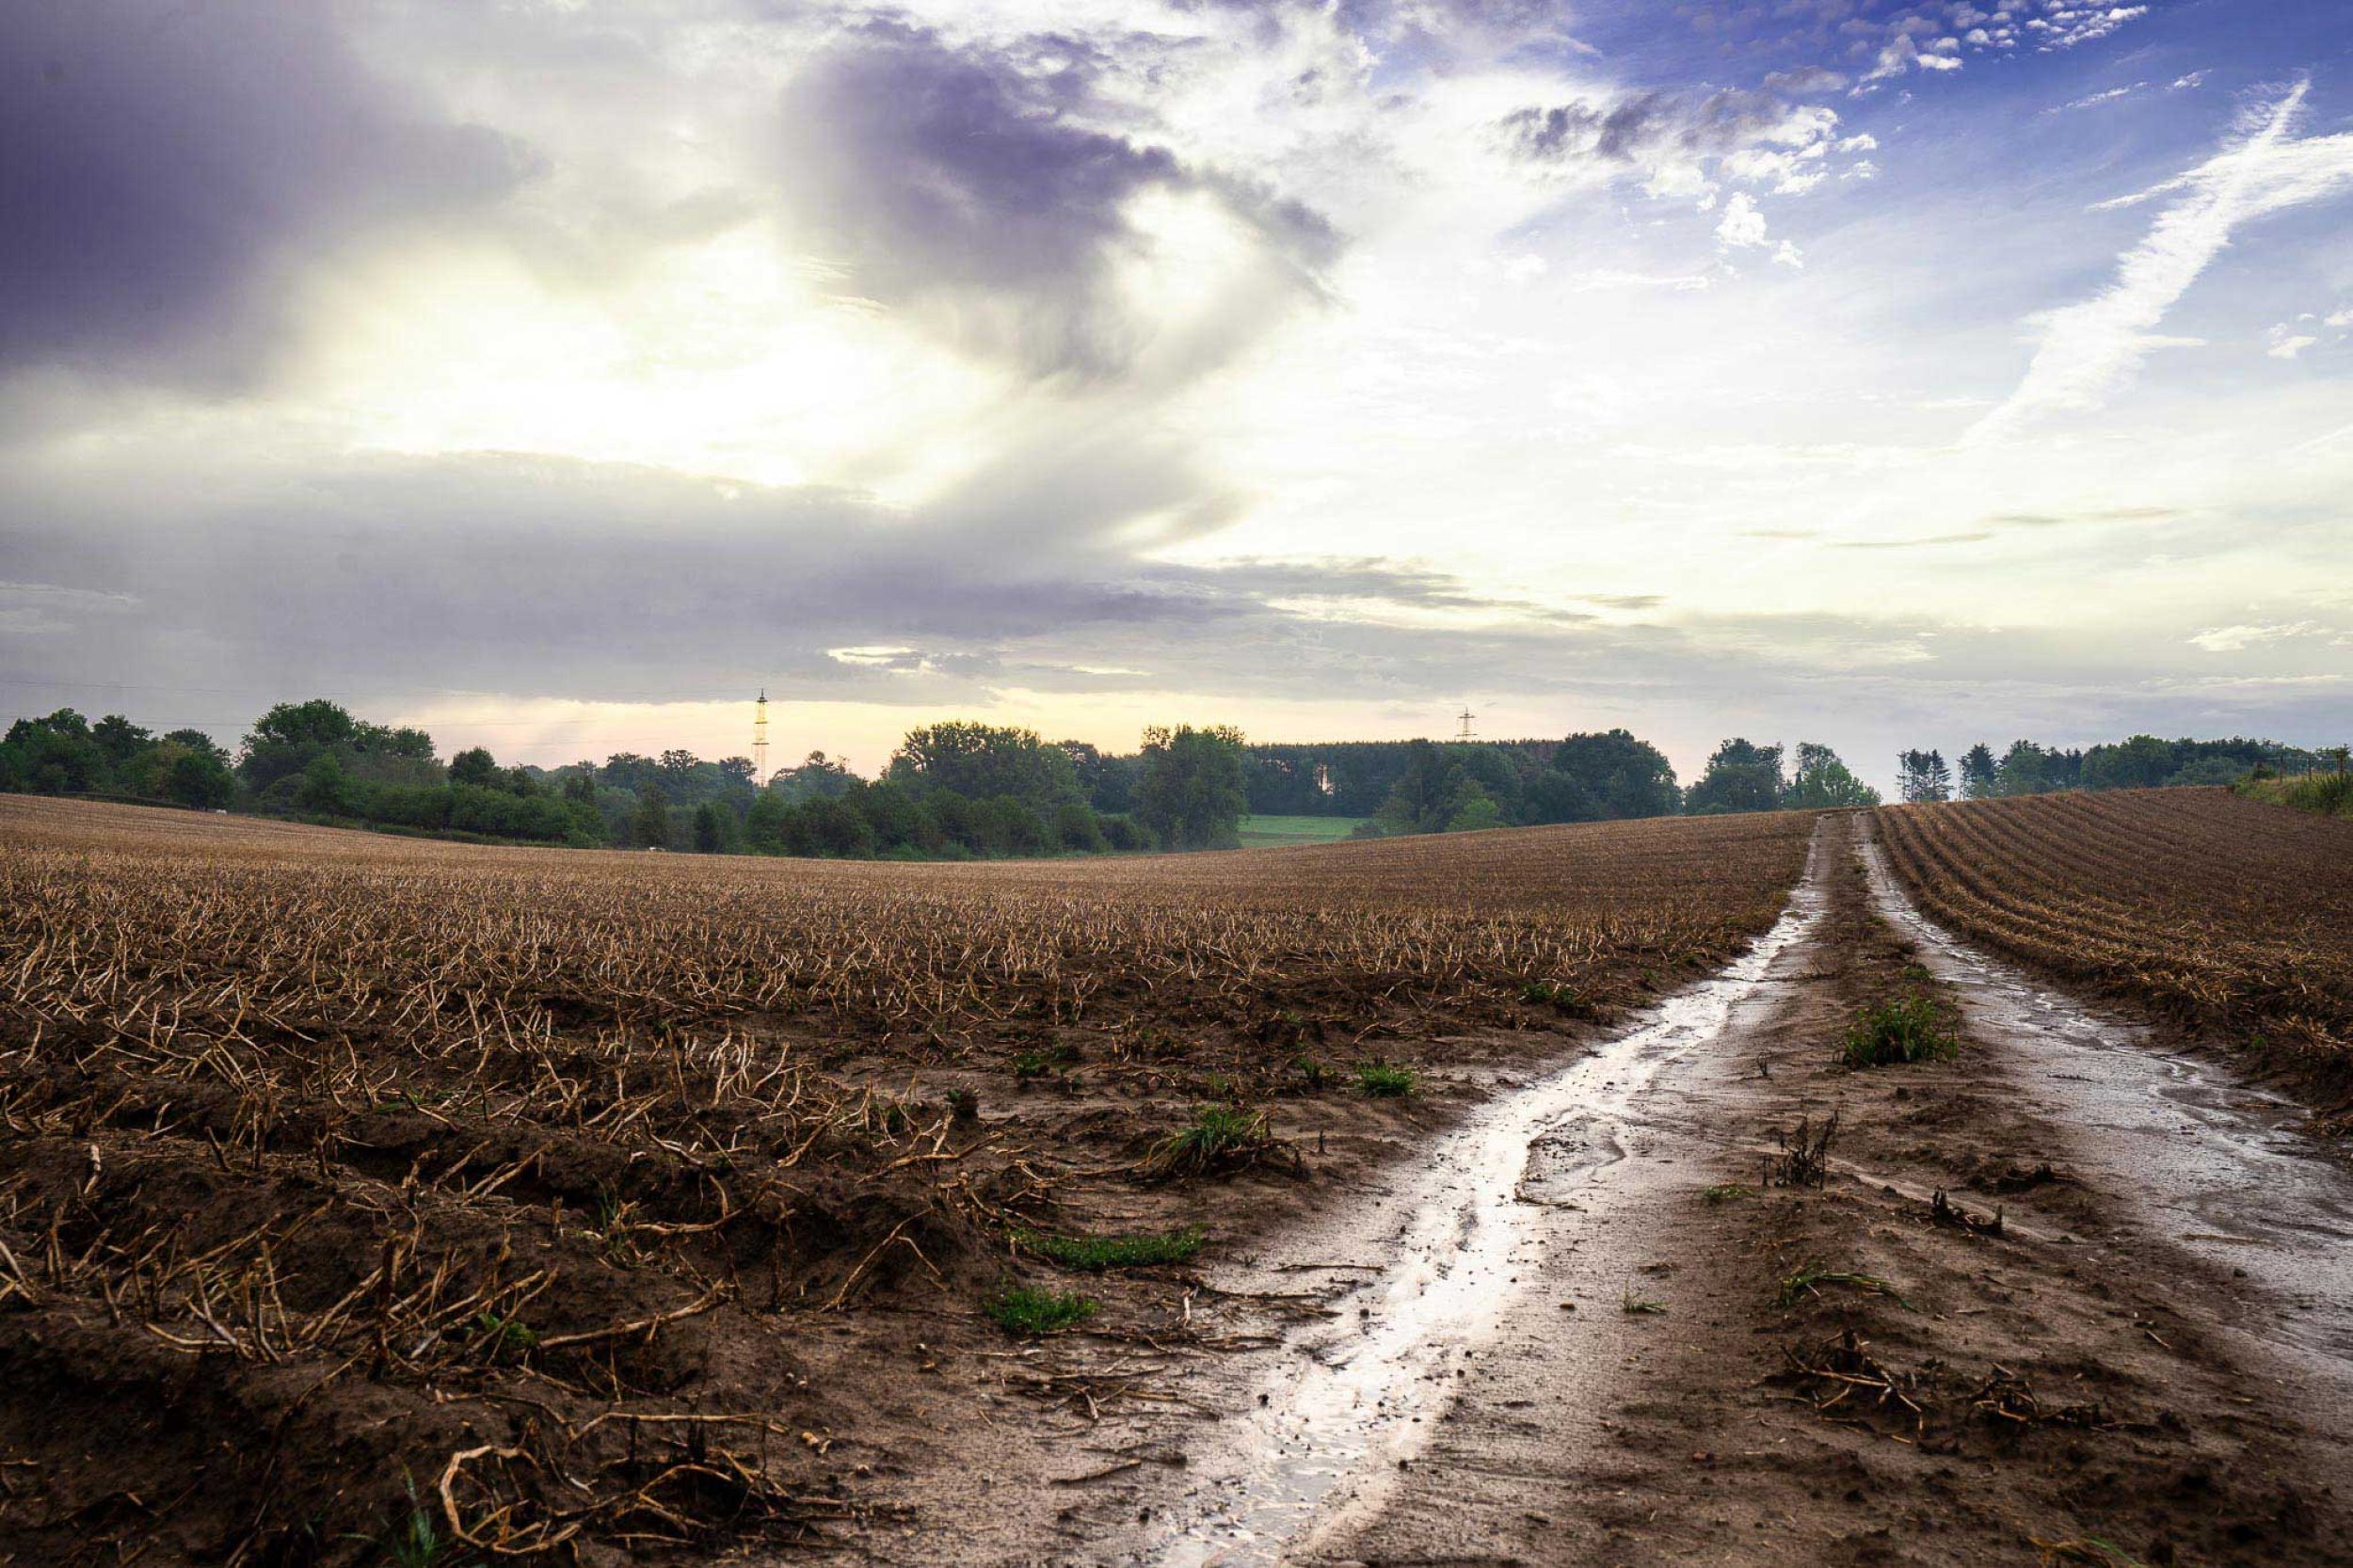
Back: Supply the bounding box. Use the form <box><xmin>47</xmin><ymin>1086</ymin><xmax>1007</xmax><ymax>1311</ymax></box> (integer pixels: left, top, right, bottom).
<box><xmin>1839</xmin><ymin>995</ymin><xmax>1959</xmax><ymax>1067</ymax></box>
<box><xmin>1700</xmin><ymin>1182</ymin><xmax>1752</xmax><ymax>1206</ymax></box>
<box><xmin>1620</xmin><ymin>1281</ymin><xmax>1668</xmax><ymax>1315</ymax></box>
<box><xmin>984</xmin><ymin>1286</ymin><xmax>1099</xmax><ymax>1336</ymax></box>
<box><xmin>1151</xmin><ymin>1104</ymin><xmax>1277</xmax><ymax>1175</ymax></box>
<box><xmin>1015</xmin><ymin>1226</ymin><xmax>1205</xmax><ymax>1272</ymax></box>
<box><xmin>1775</xmin><ymin>1260</ymin><xmax>1912</xmax><ymax>1311</ymax></box>
<box><xmin>1354</xmin><ymin>1061</ymin><xmax>1416</xmax><ymax>1097</ymax></box>
<box><xmin>464</xmin><ymin>1310</ymin><xmax>538</xmax><ymax>1361</ymax></box>
<box><xmin>1519</xmin><ymin>979</ymin><xmax>1600</xmax><ymax>1017</ymax></box>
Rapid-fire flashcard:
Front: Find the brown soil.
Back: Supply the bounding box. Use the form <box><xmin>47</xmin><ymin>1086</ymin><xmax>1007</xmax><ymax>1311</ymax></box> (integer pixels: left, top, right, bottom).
<box><xmin>7</xmin><ymin>801</ymin><xmax>2349</xmax><ymax>1566</ymax></box>
<box><xmin>1409</xmin><ymin>812</ymin><xmax>2353</xmax><ymax>1568</ymax></box>
<box><xmin>0</xmin><ymin>797</ymin><xmax>1806</xmax><ymax>1565</ymax></box>
<box><xmin>836</xmin><ymin>812</ymin><xmax>2353</xmax><ymax>1565</ymax></box>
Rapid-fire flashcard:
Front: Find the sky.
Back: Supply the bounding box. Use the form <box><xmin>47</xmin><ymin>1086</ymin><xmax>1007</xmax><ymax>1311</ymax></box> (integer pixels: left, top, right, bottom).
<box><xmin>4</xmin><ymin>0</ymin><xmax>2350</xmax><ymax>791</ymax></box>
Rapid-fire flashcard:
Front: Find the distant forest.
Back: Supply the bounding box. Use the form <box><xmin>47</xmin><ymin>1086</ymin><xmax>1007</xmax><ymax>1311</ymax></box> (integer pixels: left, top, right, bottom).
<box><xmin>1</xmin><ymin>700</ymin><xmax>2338</xmax><ymax>860</ymax></box>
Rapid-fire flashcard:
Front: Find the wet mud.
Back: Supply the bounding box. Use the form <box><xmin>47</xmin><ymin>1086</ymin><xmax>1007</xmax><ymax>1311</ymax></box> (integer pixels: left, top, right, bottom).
<box><xmin>915</xmin><ymin>813</ymin><xmax>2353</xmax><ymax>1567</ymax></box>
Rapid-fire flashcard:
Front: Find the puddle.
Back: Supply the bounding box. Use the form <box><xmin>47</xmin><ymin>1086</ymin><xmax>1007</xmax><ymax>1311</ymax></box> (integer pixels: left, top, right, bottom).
<box><xmin>1860</xmin><ymin>830</ymin><xmax>2353</xmax><ymax>1366</ymax></box>
<box><xmin>1139</xmin><ymin>840</ymin><xmax>1829</xmax><ymax>1565</ymax></box>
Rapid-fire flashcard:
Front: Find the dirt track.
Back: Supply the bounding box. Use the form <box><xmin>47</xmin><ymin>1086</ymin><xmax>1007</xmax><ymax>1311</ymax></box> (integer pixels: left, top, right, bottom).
<box><xmin>880</xmin><ymin>812</ymin><xmax>2353</xmax><ymax>1565</ymax></box>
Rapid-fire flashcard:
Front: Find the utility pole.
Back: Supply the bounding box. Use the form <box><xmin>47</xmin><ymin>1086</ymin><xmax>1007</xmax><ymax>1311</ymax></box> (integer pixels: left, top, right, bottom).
<box><xmin>752</xmin><ymin>689</ymin><xmax>770</xmax><ymax>788</ymax></box>
<box><xmin>1455</xmin><ymin>706</ymin><xmax>1477</xmax><ymax>743</ymax></box>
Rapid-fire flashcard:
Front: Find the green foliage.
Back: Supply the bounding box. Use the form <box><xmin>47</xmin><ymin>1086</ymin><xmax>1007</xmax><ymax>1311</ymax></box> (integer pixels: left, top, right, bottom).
<box><xmin>1355</xmin><ymin>1062</ymin><xmax>1415</xmax><ymax>1097</ymax></box>
<box><xmin>1685</xmin><ymin>738</ymin><xmax>1785</xmax><ymax>816</ymax></box>
<box><xmin>1782</xmin><ymin>742</ymin><xmax>1881</xmax><ymax>808</ymax></box>
<box><xmin>1518</xmin><ymin>979</ymin><xmax>1597</xmax><ymax>1017</ymax></box>
<box><xmin>464</xmin><ymin>1311</ymin><xmax>539</xmax><ymax>1361</ymax></box>
<box><xmin>1153</xmin><ymin>1105</ymin><xmax>1275</xmax><ymax>1175</ymax></box>
<box><xmin>630</xmin><ymin>787</ymin><xmax>672</xmax><ymax>849</ymax></box>
<box><xmin>889</xmin><ymin>722</ymin><xmax>1082</xmax><ymax>814</ymax></box>
<box><xmin>1368</xmin><ymin>739</ymin><xmax>1535</xmax><ymax>837</ymax></box>
<box><xmin>691</xmin><ymin>800</ymin><xmax>733</xmax><ymax>854</ymax></box>
<box><xmin>161</xmin><ymin>744</ymin><xmax>234</xmax><ymax>808</ymax></box>
<box><xmin>1</xmin><ymin>710</ymin><xmax>104</xmax><ymax>794</ymax></box>
<box><xmin>1897</xmin><ymin>748</ymin><xmax>1953</xmax><ymax>803</ymax></box>
<box><xmin>1015</xmin><ymin>1226</ymin><xmax>1205</xmax><ymax>1271</ymax></box>
<box><xmin>446</xmin><ymin>746</ymin><xmax>500</xmax><ymax>789</ymax></box>
<box><xmin>1958</xmin><ymin>742</ymin><xmax>1999</xmax><ymax>800</ymax></box>
<box><xmin>1524</xmin><ymin>729</ymin><xmax>1680</xmax><ymax>823</ymax></box>
<box><xmin>2238</xmin><ymin>768</ymin><xmax>2353</xmax><ymax>819</ymax></box>
<box><xmin>984</xmin><ymin>1286</ymin><xmax>1099</xmax><ymax>1336</ymax></box>
<box><xmin>1775</xmin><ymin>1261</ymin><xmax>1910</xmax><ymax>1310</ymax></box>
<box><xmin>1700</xmin><ymin>1183</ymin><xmax>1751</xmax><ymax>1205</ymax></box>
<box><xmin>1839</xmin><ymin>995</ymin><xmax>1960</xmax><ymax>1067</ymax></box>
<box><xmin>1135</xmin><ymin>724</ymin><xmax>1250</xmax><ymax>851</ymax></box>
<box><xmin>298</xmin><ymin>752</ymin><xmax>356</xmax><ymax>816</ymax></box>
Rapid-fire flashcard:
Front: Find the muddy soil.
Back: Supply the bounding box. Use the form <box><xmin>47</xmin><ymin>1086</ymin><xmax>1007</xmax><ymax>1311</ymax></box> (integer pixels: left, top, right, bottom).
<box><xmin>841</xmin><ymin>812</ymin><xmax>2353</xmax><ymax>1565</ymax></box>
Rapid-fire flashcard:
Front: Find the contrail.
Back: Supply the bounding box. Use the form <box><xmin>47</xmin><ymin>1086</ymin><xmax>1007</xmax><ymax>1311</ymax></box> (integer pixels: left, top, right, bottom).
<box><xmin>1968</xmin><ymin>79</ymin><xmax>2353</xmax><ymax>444</ymax></box>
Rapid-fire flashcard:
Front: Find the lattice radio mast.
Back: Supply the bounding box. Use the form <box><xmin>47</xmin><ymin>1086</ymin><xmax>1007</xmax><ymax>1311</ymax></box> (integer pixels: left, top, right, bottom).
<box><xmin>752</xmin><ymin>689</ymin><xmax>770</xmax><ymax>787</ymax></box>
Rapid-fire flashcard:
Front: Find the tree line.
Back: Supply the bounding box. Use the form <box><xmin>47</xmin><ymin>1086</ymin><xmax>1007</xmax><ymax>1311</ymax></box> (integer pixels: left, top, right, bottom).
<box><xmin>10</xmin><ymin>698</ymin><xmax>2329</xmax><ymax>856</ymax></box>
<box><xmin>0</xmin><ymin>702</ymin><xmax>1251</xmax><ymax>860</ymax></box>
<box><xmin>1890</xmin><ymin>735</ymin><xmax>2334</xmax><ymax>803</ymax></box>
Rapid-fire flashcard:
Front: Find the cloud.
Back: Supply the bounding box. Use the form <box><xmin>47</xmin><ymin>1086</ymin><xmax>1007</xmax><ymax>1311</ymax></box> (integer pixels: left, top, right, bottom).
<box><xmin>0</xmin><ymin>445</ymin><xmax>1577</xmax><ymax>708</ymax></box>
<box><xmin>1832</xmin><ymin>531</ymin><xmax>1995</xmax><ymax>551</ymax></box>
<box><xmin>0</xmin><ymin>1</ymin><xmax>531</xmax><ymax>386</ymax></box>
<box><xmin>1497</xmin><ymin>85</ymin><xmax>1849</xmax><ymax>194</ymax></box>
<box><xmin>2051</xmin><ymin>82</ymin><xmax>2146</xmax><ymax>113</ymax></box>
<box><xmin>1968</xmin><ymin>80</ymin><xmax>2353</xmax><ymax>443</ymax></box>
<box><xmin>2265</xmin><ymin>326</ymin><xmax>2317</xmax><ymax>360</ymax></box>
<box><xmin>1715</xmin><ymin>191</ymin><xmax>1770</xmax><ymax>248</ymax></box>
<box><xmin>2188</xmin><ymin>621</ymin><xmax>2326</xmax><ymax>653</ymax></box>
<box><xmin>775</xmin><ymin>20</ymin><xmax>1335</xmax><ymax>379</ymax></box>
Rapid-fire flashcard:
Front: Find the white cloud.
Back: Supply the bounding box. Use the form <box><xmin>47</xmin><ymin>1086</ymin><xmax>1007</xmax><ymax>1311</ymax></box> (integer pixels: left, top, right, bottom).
<box><xmin>1969</xmin><ymin>81</ymin><xmax>2353</xmax><ymax>443</ymax></box>
<box><xmin>2171</xmin><ymin>72</ymin><xmax>2210</xmax><ymax>90</ymax></box>
<box><xmin>2265</xmin><ymin>325</ymin><xmax>2317</xmax><ymax>360</ymax></box>
<box><xmin>1715</xmin><ymin>190</ymin><xmax>1769</xmax><ymax>248</ymax></box>
<box><xmin>2052</xmin><ymin>83</ymin><xmax>2145</xmax><ymax>113</ymax></box>
<box><xmin>2189</xmin><ymin>621</ymin><xmax>2325</xmax><ymax>653</ymax></box>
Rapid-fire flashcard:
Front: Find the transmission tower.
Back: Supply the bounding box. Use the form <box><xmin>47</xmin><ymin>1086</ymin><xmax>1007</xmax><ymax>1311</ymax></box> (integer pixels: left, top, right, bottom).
<box><xmin>752</xmin><ymin>689</ymin><xmax>770</xmax><ymax>787</ymax></box>
<box><xmin>1455</xmin><ymin>706</ymin><xmax>1477</xmax><ymax>742</ymax></box>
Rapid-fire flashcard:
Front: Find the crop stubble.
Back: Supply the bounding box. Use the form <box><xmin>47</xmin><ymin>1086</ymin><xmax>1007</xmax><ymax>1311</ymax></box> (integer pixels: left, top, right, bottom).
<box><xmin>1875</xmin><ymin>787</ymin><xmax>2353</xmax><ymax>1107</ymax></box>
<box><xmin>0</xmin><ymin>795</ymin><xmax>1809</xmax><ymax>1562</ymax></box>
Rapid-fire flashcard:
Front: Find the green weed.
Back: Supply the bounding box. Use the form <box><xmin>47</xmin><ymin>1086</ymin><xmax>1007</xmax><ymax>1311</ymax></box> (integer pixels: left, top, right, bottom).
<box><xmin>984</xmin><ymin>1286</ymin><xmax>1099</xmax><ymax>1336</ymax></box>
<box><xmin>1016</xmin><ymin>1226</ymin><xmax>1205</xmax><ymax>1271</ymax></box>
<box><xmin>1701</xmin><ymin>1183</ymin><xmax>1752</xmax><ymax>1206</ymax></box>
<box><xmin>464</xmin><ymin>1310</ymin><xmax>538</xmax><ymax>1361</ymax></box>
<box><xmin>1776</xmin><ymin>1260</ymin><xmax>1912</xmax><ymax>1311</ymax></box>
<box><xmin>1839</xmin><ymin>995</ymin><xmax>1959</xmax><ymax>1067</ymax></box>
<box><xmin>1151</xmin><ymin>1105</ymin><xmax>1277</xmax><ymax>1175</ymax></box>
<box><xmin>1355</xmin><ymin>1062</ymin><xmax>1416</xmax><ymax>1097</ymax></box>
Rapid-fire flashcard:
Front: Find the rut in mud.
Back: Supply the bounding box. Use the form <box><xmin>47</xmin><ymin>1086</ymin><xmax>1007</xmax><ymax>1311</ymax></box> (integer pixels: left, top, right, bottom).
<box><xmin>1139</xmin><ymin>828</ymin><xmax>1833</xmax><ymax>1564</ymax></box>
<box><xmin>1042</xmin><ymin>811</ymin><xmax>2353</xmax><ymax>1568</ymax></box>
<box><xmin>1857</xmin><ymin>826</ymin><xmax>2353</xmax><ymax>1368</ymax></box>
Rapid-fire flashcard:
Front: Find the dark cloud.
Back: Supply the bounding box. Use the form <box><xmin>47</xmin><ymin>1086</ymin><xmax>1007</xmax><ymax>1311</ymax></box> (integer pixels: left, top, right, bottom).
<box><xmin>0</xmin><ymin>1</ymin><xmax>532</xmax><ymax>386</ymax></box>
<box><xmin>8</xmin><ymin>446</ymin><xmax>2344</xmax><ymax>783</ymax></box>
<box><xmin>1763</xmin><ymin>66</ymin><xmax>1850</xmax><ymax>94</ymax></box>
<box><xmin>1498</xmin><ymin>85</ymin><xmax>1812</xmax><ymax>165</ymax></box>
<box><xmin>777</xmin><ymin>20</ymin><xmax>1334</xmax><ymax>378</ymax></box>
<box><xmin>0</xmin><ymin>449</ymin><xmax>1522</xmax><ymax>704</ymax></box>
<box><xmin>1832</xmin><ymin>531</ymin><xmax>1994</xmax><ymax>550</ymax></box>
